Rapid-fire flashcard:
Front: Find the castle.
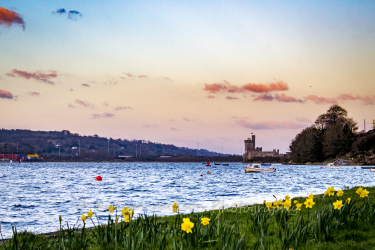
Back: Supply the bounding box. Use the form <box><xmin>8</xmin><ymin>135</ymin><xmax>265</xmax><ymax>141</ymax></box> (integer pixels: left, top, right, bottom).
<box><xmin>243</xmin><ymin>134</ymin><xmax>280</xmax><ymax>161</ymax></box>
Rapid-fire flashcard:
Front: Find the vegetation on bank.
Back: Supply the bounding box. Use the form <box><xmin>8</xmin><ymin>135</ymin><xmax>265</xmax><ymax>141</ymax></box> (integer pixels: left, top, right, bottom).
<box><xmin>2</xmin><ymin>185</ymin><xmax>375</xmax><ymax>249</ymax></box>
<box><xmin>289</xmin><ymin>105</ymin><xmax>375</xmax><ymax>165</ymax></box>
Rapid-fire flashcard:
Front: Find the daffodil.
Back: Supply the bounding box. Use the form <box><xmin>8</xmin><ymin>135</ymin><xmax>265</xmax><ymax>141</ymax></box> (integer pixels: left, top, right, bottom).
<box><xmin>274</xmin><ymin>200</ymin><xmax>283</xmax><ymax>209</ymax></box>
<box><xmin>356</xmin><ymin>187</ymin><xmax>363</xmax><ymax>195</ymax></box>
<box><xmin>124</xmin><ymin>214</ymin><xmax>131</xmax><ymax>222</ymax></box>
<box><xmin>296</xmin><ymin>203</ymin><xmax>302</xmax><ymax>211</ymax></box>
<box><xmin>266</xmin><ymin>202</ymin><xmax>273</xmax><ymax>209</ymax></box>
<box><xmin>172</xmin><ymin>202</ymin><xmax>179</xmax><ymax>213</ymax></box>
<box><xmin>304</xmin><ymin>198</ymin><xmax>315</xmax><ymax>209</ymax></box>
<box><xmin>81</xmin><ymin>214</ymin><xmax>86</xmax><ymax>222</ymax></box>
<box><xmin>201</xmin><ymin>217</ymin><xmax>210</xmax><ymax>226</ymax></box>
<box><xmin>181</xmin><ymin>218</ymin><xmax>194</xmax><ymax>233</ymax></box>
<box><xmin>308</xmin><ymin>193</ymin><xmax>314</xmax><ymax>200</ymax></box>
<box><xmin>121</xmin><ymin>207</ymin><xmax>130</xmax><ymax>216</ymax></box>
<box><xmin>337</xmin><ymin>190</ymin><xmax>344</xmax><ymax>197</ymax></box>
<box><xmin>285</xmin><ymin>195</ymin><xmax>290</xmax><ymax>201</ymax></box>
<box><xmin>283</xmin><ymin>200</ymin><xmax>292</xmax><ymax>210</ymax></box>
<box><xmin>359</xmin><ymin>188</ymin><xmax>369</xmax><ymax>198</ymax></box>
<box><xmin>108</xmin><ymin>205</ymin><xmax>115</xmax><ymax>213</ymax></box>
<box><xmin>346</xmin><ymin>198</ymin><xmax>351</xmax><ymax>204</ymax></box>
<box><xmin>333</xmin><ymin>200</ymin><xmax>343</xmax><ymax>210</ymax></box>
<box><xmin>324</xmin><ymin>186</ymin><xmax>335</xmax><ymax>196</ymax></box>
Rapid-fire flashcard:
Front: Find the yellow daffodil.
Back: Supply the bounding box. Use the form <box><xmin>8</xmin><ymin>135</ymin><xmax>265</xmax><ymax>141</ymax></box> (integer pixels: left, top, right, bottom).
<box><xmin>201</xmin><ymin>217</ymin><xmax>210</xmax><ymax>226</ymax></box>
<box><xmin>308</xmin><ymin>193</ymin><xmax>314</xmax><ymax>200</ymax></box>
<box><xmin>283</xmin><ymin>200</ymin><xmax>292</xmax><ymax>210</ymax></box>
<box><xmin>181</xmin><ymin>218</ymin><xmax>194</xmax><ymax>233</ymax></box>
<box><xmin>81</xmin><ymin>214</ymin><xmax>86</xmax><ymax>222</ymax></box>
<box><xmin>109</xmin><ymin>205</ymin><xmax>115</xmax><ymax>213</ymax></box>
<box><xmin>359</xmin><ymin>188</ymin><xmax>369</xmax><ymax>198</ymax></box>
<box><xmin>333</xmin><ymin>200</ymin><xmax>343</xmax><ymax>210</ymax></box>
<box><xmin>285</xmin><ymin>195</ymin><xmax>290</xmax><ymax>201</ymax></box>
<box><xmin>121</xmin><ymin>207</ymin><xmax>130</xmax><ymax>216</ymax></box>
<box><xmin>266</xmin><ymin>202</ymin><xmax>273</xmax><ymax>209</ymax></box>
<box><xmin>296</xmin><ymin>203</ymin><xmax>302</xmax><ymax>211</ymax></box>
<box><xmin>356</xmin><ymin>187</ymin><xmax>363</xmax><ymax>195</ymax></box>
<box><xmin>87</xmin><ymin>209</ymin><xmax>94</xmax><ymax>218</ymax></box>
<box><xmin>293</xmin><ymin>200</ymin><xmax>298</xmax><ymax>204</ymax></box>
<box><xmin>337</xmin><ymin>190</ymin><xmax>344</xmax><ymax>197</ymax></box>
<box><xmin>346</xmin><ymin>198</ymin><xmax>351</xmax><ymax>204</ymax></box>
<box><xmin>172</xmin><ymin>202</ymin><xmax>179</xmax><ymax>213</ymax></box>
<box><xmin>304</xmin><ymin>198</ymin><xmax>315</xmax><ymax>209</ymax></box>
<box><xmin>124</xmin><ymin>214</ymin><xmax>131</xmax><ymax>222</ymax></box>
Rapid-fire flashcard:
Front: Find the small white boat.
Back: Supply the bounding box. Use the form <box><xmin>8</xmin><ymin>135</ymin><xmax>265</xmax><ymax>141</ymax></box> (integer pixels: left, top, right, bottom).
<box><xmin>244</xmin><ymin>163</ymin><xmax>276</xmax><ymax>173</ymax></box>
<box><xmin>325</xmin><ymin>163</ymin><xmax>342</xmax><ymax>168</ymax></box>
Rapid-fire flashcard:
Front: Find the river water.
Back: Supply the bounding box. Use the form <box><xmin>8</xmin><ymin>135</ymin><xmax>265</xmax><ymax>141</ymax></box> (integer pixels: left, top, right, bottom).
<box><xmin>0</xmin><ymin>162</ymin><xmax>373</xmax><ymax>238</ymax></box>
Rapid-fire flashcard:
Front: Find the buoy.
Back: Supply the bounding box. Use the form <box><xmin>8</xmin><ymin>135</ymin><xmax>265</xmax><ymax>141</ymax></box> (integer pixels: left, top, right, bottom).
<box><xmin>207</xmin><ymin>171</ymin><xmax>211</xmax><ymax>174</ymax></box>
<box><xmin>95</xmin><ymin>176</ymin><xmax>102</xmax><ymax>181</ymax></box>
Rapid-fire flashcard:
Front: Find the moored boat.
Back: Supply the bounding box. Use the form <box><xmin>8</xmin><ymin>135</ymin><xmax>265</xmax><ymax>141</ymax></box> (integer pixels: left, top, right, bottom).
<box><xmin>244</xmin><ymin>163</ymin><xmax>276</xmax><ymax>173</ymax></box>
<box><xmin>325</xmin><ymin>163</ymin><xmax>342</xmax><ymax>168</ymax></box>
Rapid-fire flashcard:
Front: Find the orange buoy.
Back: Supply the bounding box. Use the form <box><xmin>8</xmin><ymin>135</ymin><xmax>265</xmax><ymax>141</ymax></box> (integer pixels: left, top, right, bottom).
<box><xmin>95</xmin><ymin>176</ymin><xmax>102</xmax><ymax>181</ymax></box>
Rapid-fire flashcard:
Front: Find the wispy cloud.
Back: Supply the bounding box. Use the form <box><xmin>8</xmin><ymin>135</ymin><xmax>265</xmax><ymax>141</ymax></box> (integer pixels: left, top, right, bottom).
<box><xmin>92</xmin><ymin>113</ymin><xmax>115</xmax><ymax>119</ymax></box>
<box><xmin>115</xmin><ymin>106</ymin><xmax>133</xmax><ymax>111</ymax></box>
<box><xmin>6</xmin><ymin>69</ymin><xmax>57</xmax><ymax>85</ymax></box>
<box><xmin>304</xmin><ymin>95</ymin><xmax>338</xmax><ymax>105</ymax></box>
<box><xmin>226</xmin><ymin>96</ymin><xmax>238</xmax><ymax>100</ymax></box>
<box><xmin>75</xmin><ymin>99</ymin><xmax>93</xmax><ymax>108</ymax></box>
<box><xmin>52</xmin><ymin>8</ymin><xmax>82</xmax><ymax>20</ymax></box>
<box><xmin>27</xmin><ymin>92</ymin><xmax>40</xmax><ymax>96</ymax></box>
<box><xmin>0</xmin><ymin>89</ymin><xmax>13</xmax><ymax>99</ymax></box>
<box><xmin>203</xmin><ymin>80</ymin><xmax>288</xmax><ymax>94</ymax></box>
<box><xmin>0</xmin><ymin>7</ymin><xmax>25</xmax><ymax>30</ymax></box>
<box><xmin>235</xmin><ymin>118</ymin><xmax>306</xmax><ymax>129</ymax></box>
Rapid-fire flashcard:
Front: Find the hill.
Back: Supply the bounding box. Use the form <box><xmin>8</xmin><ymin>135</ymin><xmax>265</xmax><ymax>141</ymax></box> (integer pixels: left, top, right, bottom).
<box><xmin>0</xmin><ymin>129</ymin><xmax>241</xmax><ymax>162</ymax></box>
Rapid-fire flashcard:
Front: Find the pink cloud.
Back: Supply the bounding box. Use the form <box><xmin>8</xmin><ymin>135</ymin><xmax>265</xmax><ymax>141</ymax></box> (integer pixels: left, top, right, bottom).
<box><xmin>6</xmin><ymin>69</ymin><xmax>57</xmax><ymax>84</ymax></box>
<box><xmin>304</xmin><ymin>95</ymin><xmax>337</xmax><ymax>105</ymax></box>
<box><xmin>337</xmin><ymin>93</ymin><xmax>374</xmax><ymax>105</ymax></box>
<box><xmin>0</xmin><ymin>7</ymin><xmax>25</xmax><ymax>30</ymax></box>
<box><xmin>242</xmin><ymin>80</ymin><xmax>288</xmax><ymax>93</ymax></box>
<box><xmin>0</xmin><ymin>89</ymin><xmax>13</xmax><ymax>99</ymax></box>
<box><xmin>235</xmin><ymin>118</ymin><xmax>305</xmax><ymax>129</ymax></box>
<box><xmin>92</xmin><ymin>113</ymin><xmax>115</xmax><ymax>119</ymax></box>
<box><xmin>27</xmin><ymin>92</ymin><xmax>40</xmax><ymax>96</ymax></box>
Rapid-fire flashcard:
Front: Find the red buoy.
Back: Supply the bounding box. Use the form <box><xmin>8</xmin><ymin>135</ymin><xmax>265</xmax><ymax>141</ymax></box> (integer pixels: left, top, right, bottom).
<box><xmin>95</xmin><ymin>176</ymin><xmax>102</xmax><ymax>181</ymax></box>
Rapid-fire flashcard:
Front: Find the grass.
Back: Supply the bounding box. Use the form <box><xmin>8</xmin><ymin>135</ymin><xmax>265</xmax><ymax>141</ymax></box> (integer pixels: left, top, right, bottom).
<box><xmin>1</xmin><ymin>185</ymin><xmax>375</xmax><ymax>249</ymax></box>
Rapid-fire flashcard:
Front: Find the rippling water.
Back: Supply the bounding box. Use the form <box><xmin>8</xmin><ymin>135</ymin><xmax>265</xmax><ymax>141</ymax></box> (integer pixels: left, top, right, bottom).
<box><xmin>0</xmin><ymin>162</ymin><xmax>374</xmax><ymax>238</ymax></box>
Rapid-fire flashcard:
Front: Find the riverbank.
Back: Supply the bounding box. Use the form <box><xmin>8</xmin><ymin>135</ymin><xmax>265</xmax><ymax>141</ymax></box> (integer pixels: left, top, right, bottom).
<box><xmin>2</xmin><ymin>185</ymin><xmax>375</xmax><ymax>249</ymax></box>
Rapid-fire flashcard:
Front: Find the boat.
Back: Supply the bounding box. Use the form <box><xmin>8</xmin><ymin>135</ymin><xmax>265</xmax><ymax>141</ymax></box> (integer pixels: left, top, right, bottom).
<box><xmin>325</xmin><ymin>163</ymin><xmax>342</xmax><ymax>168</ymax></box>
<box><xmin>244</xmin><ymin>163</ymin><xmax>276</xmax><ymax>173</ymax></box>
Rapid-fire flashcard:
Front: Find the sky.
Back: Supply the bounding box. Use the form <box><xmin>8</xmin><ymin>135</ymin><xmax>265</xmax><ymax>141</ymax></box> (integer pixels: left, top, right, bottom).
<box><xmin>1</xmin><ymin>1</ymin><xmax>375</xmax><ymax>155</ymax></box>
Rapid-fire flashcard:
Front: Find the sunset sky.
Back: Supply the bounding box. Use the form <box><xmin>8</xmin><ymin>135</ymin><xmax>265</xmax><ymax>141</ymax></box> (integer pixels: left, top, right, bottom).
<box><xmin>1</xmin><ymin>1</ymin><xmax>375</xmax><ymax>155</ymax></box>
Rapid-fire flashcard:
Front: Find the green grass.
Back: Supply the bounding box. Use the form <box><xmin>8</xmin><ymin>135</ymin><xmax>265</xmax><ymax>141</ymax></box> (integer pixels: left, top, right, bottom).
<box><xmin>2</xmin><ymin>185</ymin><xmax>375</xmax><ymax>249</ymax></box>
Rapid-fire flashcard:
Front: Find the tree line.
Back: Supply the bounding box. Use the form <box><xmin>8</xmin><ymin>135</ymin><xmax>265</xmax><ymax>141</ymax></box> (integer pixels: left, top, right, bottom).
<box><xmin>289</xmin><ymin>105</ymin><xmax>375</xmax><ymax>164</ymax></box>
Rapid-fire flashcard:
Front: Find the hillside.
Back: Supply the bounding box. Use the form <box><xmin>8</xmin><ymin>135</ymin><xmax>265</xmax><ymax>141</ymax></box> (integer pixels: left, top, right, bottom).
<box><xmin>0</xmin><ymin>129</ymin><xmax>239</xmax><ymax>162</ymax></box>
